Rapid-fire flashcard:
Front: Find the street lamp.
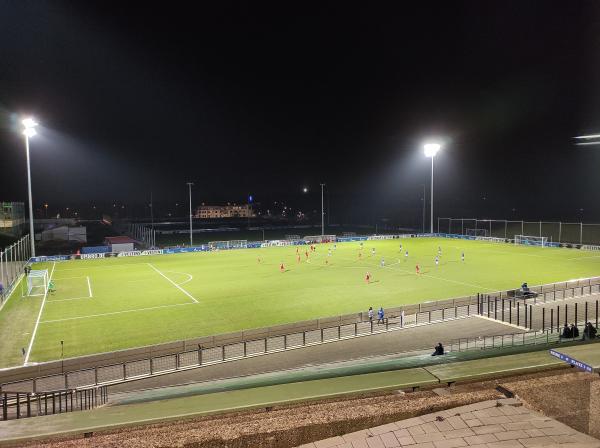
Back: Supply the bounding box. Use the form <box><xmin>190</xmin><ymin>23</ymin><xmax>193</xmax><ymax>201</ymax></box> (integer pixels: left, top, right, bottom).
<box><xmin>424</xmin><ymin>143</ymin><xmax>441</xmax><ymax>234</ymax></box>
<box><xmin>22</xmin><ymin>117</ymin><xmax>38</xmax><ymax>257</ymax></box>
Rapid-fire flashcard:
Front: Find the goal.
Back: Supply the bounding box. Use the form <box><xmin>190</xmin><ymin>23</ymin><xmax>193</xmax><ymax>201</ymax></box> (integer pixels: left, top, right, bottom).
<box><xmin>26</xmin><ymin>270</ymin><xmax>49</xmax><ymax>297</ymax></box>
<box><xmin>466</xmin><ymin>228</ymin><xmax>489</xmax><ymax>237</ymax></box>
<box><xmin>303</xmin><ymin>235</ymin><xmax>337</xmax><ymax>244</ymax></box>
<box><xmin>514</xmin><ymin>235</ymin><xmax>549</xmax><ymax>247</ymax></box>
<box><xmin>208</xmin><ymin>240</ymin><xmax>248</xmax><ymax>250</ymax></box>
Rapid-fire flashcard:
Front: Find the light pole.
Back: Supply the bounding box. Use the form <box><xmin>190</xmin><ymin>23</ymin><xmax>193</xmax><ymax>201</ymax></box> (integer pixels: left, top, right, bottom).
<box><xmin>424</xmin><ymin>143</ymin><xmax>441</xmax><ymax>234</ymax></box>
<box><xmin>320</xmin><ymin>183</ymin><xmax>325</xmax><ymax>236</ymax></box>
<box><xmin>22</xmin><ymin>118</ymin><xmax>38</xmax><ymax>257</ymax></box>
<box><xmin>186</xmin><ymin>182</ymin><xmax>194</xmax><ymax>246</ymax></box>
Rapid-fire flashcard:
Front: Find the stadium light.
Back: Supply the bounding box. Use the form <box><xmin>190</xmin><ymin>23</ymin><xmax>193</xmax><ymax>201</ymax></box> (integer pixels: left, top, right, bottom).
<box><xmin>424</xmin><ymin>142</ymin><xmax>442</xmax><ymax>234</ymax></box>
<box><xmin>22</xmin><ymin>117</ymin><xmax>38</xmax><ymax>257</ymax></box>
<box><xmin>302</xmin><ymin>187</ymin><xmax>308</xmax><ymax>193</ymax></box>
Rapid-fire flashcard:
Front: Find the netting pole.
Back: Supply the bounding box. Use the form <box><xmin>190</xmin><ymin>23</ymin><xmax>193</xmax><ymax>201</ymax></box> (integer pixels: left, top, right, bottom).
<box><xmin>580</xmin><ymin>222</ymin><xmax>583</xmax><ymax>245</ymax></box>
<box><xmin>539</xmin><ymin>221</ymin><xmax>542</xmax><ymax>237</ymax></box>
<box><xmin>550</xmin><ymin>308</ymin><xmax>553</xmax><ymax>333</ymax></box>
<box><xmin>521</xmin><ymin>221</ymin><xmax>524</xmax><ymax>235</ymax></box>
<box><xmin>559</xmin><ymin>222</ymin><xmax>562</xmax><ymax>243</ymax></box>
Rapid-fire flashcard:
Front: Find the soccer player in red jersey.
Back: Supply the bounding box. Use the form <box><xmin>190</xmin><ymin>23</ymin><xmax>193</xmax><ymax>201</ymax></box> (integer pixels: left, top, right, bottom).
<box><xmin>365</xmin><ymin>272</ymin><xmax>371</xmax><ymax>283</ymax></box>
<box><xmin>416</xmin><ymin>264</ymin><xmax>420</xmax><ymax>274</ymax></box>
<box><xmin>280</xmin><ymin>263</ymin><xmax>285</xmax><ymax>272</ymax></box>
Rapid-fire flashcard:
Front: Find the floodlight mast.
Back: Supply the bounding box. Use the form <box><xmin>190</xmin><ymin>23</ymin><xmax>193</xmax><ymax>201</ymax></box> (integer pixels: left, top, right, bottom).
<box><xmin>320</xmin><ymin>183</ymin><xmax>325</xmax><ymax>236</ymax></box>
<box><xmin>424</xmin><ymin>143</ymin><xmax>441</xmax><ymax>234</ymax></box>
<box><xmin>22</xmin><ymin>118</ymin><xmax>38</xmax><ymax>257</ymax></box>
<box><xmin>187</xmin><ymin>182</ymin><xmax>194</xmax><ymax>247</ymax></box>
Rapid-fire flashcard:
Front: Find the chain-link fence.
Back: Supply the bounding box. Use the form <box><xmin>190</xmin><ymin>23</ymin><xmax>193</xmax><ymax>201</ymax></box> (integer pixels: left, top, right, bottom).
<box><xmin>438</xmin><ymin>218</ymin><xmax>600</xmax><ymax>245</ymax></box>
<box><xmin>0</xmin><ymin>234</ymin><xmax>31</xmax><ymax>306</ymax></box>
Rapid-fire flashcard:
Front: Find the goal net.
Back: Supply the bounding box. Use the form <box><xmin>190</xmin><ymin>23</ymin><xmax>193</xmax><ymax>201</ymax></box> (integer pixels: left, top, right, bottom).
<box><xmin>27</xmin><ymin>270</ymin><xmax>49</xmax><ymax>297</ymax></box>
<box><xmin>303</xmin><ymin>235</ymin><xmax>337</xmax><ymax>244</ymax></box>
<box><xmin>208</xmin><ymin>240</ymin><xmax>248</xmax><ymax>250</ymax></box>
<box><xmin>466</xmin><ymin>228</ymin><xmax>489</xmax><ymax>237</ymax></box>
<box><xmin>514</xmin><ymin>235</ymin><xmax>548</xmax><ymax>247</ymax></box>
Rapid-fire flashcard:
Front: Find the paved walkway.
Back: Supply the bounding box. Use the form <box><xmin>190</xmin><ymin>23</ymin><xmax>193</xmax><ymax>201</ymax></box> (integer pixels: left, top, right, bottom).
<box><xmin>109</xmin><ymin>317</ymin><xmax>520</xmax><ymax>393</ymax></box>
<box><xmin>296</xmin><ymin>399</ymin><xmax>600</xmax><ymax>448</ymax></box>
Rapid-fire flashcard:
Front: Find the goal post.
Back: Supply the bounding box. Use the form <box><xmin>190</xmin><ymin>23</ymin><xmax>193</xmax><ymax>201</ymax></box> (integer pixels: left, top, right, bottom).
<box><xmin>514</xmin><ymin>235</ymin><xmax>549</xmax><ymax>247</ymax></box>
<box><xmin>26</xmin><ymin>270</ymin><xmax>49</xmax><ymax>297</ymax></box>
<box><xmin>465</xmin><ymin>228</ymin><xmax>489</xmax><ymax>237</ymax></box>
<box><xmin>208</xmin><ymin>240</ymin><xmax>248</xmax><ymax>250</ymax></box>
<box><xmin>303</xmin><ymin>235</ymin><xmax>337</xmax><ymax>244</ymax></box>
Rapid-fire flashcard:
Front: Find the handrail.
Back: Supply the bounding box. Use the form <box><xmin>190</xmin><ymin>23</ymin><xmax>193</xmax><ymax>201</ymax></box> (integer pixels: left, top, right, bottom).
<box><xmin>2</xmin><ymin>279</ymin><xmax>599</xmax><ymax>394</ymax></box>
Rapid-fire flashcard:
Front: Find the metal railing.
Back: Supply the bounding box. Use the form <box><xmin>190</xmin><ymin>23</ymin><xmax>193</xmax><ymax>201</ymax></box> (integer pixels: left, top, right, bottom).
<box><xmin>1</xmin><ymin>385</ymin><xmax>108</xmax><ymax>420</ymax></box>
<box><xmin>0</xmin><ymin>234</ymin><xmax>31</xmax><ymax>307</ymax></box>
<box><xmin>2</xmin><ymin>304</ymin><xmax>481</xmax><ymax>393</ymax></box>
<box><xmin>2</xmin><ymin>277</ymin><xmax>599</xmax><ymax>394</ymax></box>
<box><xmin>450</xmin><ymin>325</ymin><xmax>599</xmax><ymax>353</ymax></box>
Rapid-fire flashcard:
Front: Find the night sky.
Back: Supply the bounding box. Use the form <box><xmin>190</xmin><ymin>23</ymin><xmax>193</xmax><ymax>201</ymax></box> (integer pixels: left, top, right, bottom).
<box><xmin>2</xmin><ymin>1</ymin><xmax>600</xmax><ymax>225</ymax></box>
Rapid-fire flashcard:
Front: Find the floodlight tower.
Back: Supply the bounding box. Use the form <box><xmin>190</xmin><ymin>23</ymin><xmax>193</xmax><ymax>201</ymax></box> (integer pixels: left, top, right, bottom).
<box><xmin>320</xmin><ymin>183</ymin><xmax>325</xmax><ymax>236</ymax></box>
<box><xmin>186</xmin><ymin>182</ymin><xmax>194</xmax><ymax>247</ymax></box>
<box><xmin>424</xmin><ymin>143</ymin><xmax>441</xmax><ymax>234</ymax></box>
<box><xmin>23</xmin><ymin>118</ymin><xmax>38</xmax><ymax>257</ymax></box>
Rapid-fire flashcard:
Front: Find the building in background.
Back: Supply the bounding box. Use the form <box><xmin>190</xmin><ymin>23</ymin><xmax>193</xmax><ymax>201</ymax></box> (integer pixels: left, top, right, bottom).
<box><xmin>0</xmin><ymin>202</ymin><xmax>25</xmax><ymax>237</ymax></box>
<box><xmin>195</xmin><ymin>204</ymin><xmax>255</xmax><ymax>219</ymax></box>
<box><xmin>40</xmin><ymin>225</ymin><xmax>87</xmax><ymax>243</ymax></box>
<box><xmin>104</xmin><ymin>236</ymin><xmax>136</xmax><ymax>253</ymax></box>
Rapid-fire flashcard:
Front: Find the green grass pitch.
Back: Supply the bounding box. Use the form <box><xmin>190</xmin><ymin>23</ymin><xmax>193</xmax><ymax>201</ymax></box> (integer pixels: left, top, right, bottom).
<box><xmin>1</xmin><ymin>237</ymin><xmax>599</xmax><ymax>367</ymax></box>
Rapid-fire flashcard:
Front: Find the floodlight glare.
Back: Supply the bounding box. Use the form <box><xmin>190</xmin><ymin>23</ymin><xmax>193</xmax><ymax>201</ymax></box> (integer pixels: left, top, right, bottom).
<box><xmin>22</xmin><ymin>117</ymin><xmax>38</xmax><ymax>129</ymax></box>
<box><xmin>303</xmin><ymin>187</ymin><xmax>308</xmax><ymax>193</ymax></box>
<box><xmin>22</xmin><ymin>127</ymin><xmax>37</xmax><ymax>138</ymax></box>
<box><xmin>424</xmin><ymin>143</ymin><xmax>441</xmax><ymax>157</ymax></box>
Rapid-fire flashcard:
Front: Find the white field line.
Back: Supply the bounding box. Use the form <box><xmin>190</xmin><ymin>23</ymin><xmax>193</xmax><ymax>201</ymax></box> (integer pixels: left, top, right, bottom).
<box><xmin>40</xmin><ymin>302</ymin><xmax>197</xmax><ymax>324</ymax></box>
<box><xmin>567</xmin><ymin>255</ymin><xmax>600</xmax><ymax>261</ymax></box>
<box><xmin>47</xmin><ymin>296</ymin><xmax>92</xmax><ymax>302</ymax></box>
<box><xmin>52</xmin><ymin>276</ymin><xmax>88</xmax><ymax>280</ymax></box>
<box><xmin>46</xmin><ymin>276</ymin><xmax>93</xmax><ymax>303</ymax></box>
<box><xmin>147</xmin><ymin>263</ymin><xmax>198</xmax><ymax>303</ymax></box>
<box><xmin>24</xmin><ymin>262</ymin><xmax>56</xmax><ymax>365</ymax></box>
<box><xmin>163</xmin><ymin>271</ymin><xmax>193</xmax><ymax>286</ymax></box>
<box><xmin>381</xmin><ymin>261</ymin><xmax>493</xmax><ymax>291</ymax></box>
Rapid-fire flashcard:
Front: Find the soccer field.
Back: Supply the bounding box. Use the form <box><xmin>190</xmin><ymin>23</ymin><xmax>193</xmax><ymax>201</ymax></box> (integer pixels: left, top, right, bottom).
<box><xmin>2</xmin><ymin>237</ymin><xmax>600</xmax><ymax>366</ymax></box>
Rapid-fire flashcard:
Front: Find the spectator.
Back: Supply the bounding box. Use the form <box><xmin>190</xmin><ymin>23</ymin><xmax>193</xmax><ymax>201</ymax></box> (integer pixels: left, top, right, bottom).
<box><xmin>432</xmin><ymin>342</ymin><xmax>444</xmax><ymax>356</ymax></box>
<box><xmin>561</xmin><ymin>323</ymin><xmax>571</xmax><ymax>340</ymax></box>
<box><xmin>570</xmin><ymin>323</ymin><xmax>580</xmax><ymax>339</ymax></box>
<box><xmin>377</xmin><ymin>307</ymin><xmax>384</xmax><ymax>324</ymax></box>
<box><xmin>583</xmin><ymin>322</ymin><xmax>597</xmax><ymax>341</ymax></box>
<box><xmin>368</xmin><ymin>307</ymin><xmax>374</xmax><ymax>323</ymax></box>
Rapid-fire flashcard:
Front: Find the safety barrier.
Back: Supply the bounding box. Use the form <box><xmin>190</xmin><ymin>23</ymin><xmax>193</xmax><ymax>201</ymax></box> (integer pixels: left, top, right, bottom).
<box><xmin>1</xmin><ymin>385</ymin><xmax>108</xmax><ymax>420</ymax></box>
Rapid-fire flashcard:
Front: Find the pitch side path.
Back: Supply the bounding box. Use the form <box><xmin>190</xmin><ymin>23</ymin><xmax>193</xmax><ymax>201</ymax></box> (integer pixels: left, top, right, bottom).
<box><xmin>2</xmin><ymin>238</ymin><xmax>600</xmax><ymax>367</ymax></box>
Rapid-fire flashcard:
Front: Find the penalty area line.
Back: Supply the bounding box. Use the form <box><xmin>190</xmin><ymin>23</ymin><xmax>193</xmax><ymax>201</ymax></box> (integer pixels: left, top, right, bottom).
<box><xmin>24</xmin><ymin>262</ymin><xmax>56</xmax><ymax>365</ymax></box>
<box><xmin>147</xmin><ymin>263</ymin><xmax>198</xmax><ymax>303</ymax></box>
<box><xmin>39</xmin><ymin>302</ymin><xmax>197</xmax><ymax>324</ymax></box>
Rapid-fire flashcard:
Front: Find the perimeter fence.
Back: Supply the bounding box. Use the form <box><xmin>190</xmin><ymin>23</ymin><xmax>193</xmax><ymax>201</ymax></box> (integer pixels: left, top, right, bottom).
<box><xmin>2</xmin><ymin>276</ymin><xmax>599</xmax><ymax>394</ymax></box>
<box><xmin>0</xmin><ymin>234</ymin><xmax>31</xmax><ymax>306</ymax></box>
<box><xmin>438</xmin><ymin>218</ymin><xmax>600</xmax><ymax>246</ymax></box>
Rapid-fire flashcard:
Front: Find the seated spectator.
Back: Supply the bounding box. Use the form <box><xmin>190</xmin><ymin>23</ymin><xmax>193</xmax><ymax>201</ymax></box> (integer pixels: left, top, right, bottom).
<box><xmin>583</xmin><ymin>322</ymin><xmax>597</xmax><ymax>341</ymax></box>
<box><xmin>570</xmin><ymin>323</ymin><xmax>580</xmax><ymax>339</ymax></box>
<box><xmin>561</xmin><ymin>323</ymin><xmax>572</xmax><ymax>340</ymax></box>
<box><xmin>432</xmin><ymin>342</ymin><xmax>444</xmax><ymax>356</ymax></box>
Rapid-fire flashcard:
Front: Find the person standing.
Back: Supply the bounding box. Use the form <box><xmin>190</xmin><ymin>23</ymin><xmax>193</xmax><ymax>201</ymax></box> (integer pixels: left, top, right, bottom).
<box><xmin>377</xmin><ymin>307</ymin><xmax>384</xmax><ymax>324</ymax></box>
<box><xmin>368</xmin><ymin>306</ymin><xmax>374</xmax><ymax>322</ymax></box>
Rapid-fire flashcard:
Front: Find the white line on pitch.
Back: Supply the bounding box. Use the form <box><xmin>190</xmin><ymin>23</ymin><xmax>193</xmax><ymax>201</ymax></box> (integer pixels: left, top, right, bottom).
<box><xmin>87</xmin><ymin>276</ymin><xmax>93</xmax><ymax>298</ymax></box>
<box><xmin>163</xmin><ymin>270</ymin><xmax>193</xmax><ymax>286</ymax></box>
<box><xmin>24</xmin><ymin>262</ymin><xmax>56</xmax><ymax>365</ymax></box>
<box><xmin>51</xmin><ymin>276</ymin><xmax>88</xmax><ymax>280</ymax></box>
<box><xmin>47</xmin><ymin>296</ymin><xmax>92</xmax><ymax>302</ymax></box>
<box><xmin>147</xmin><ymin>263</ymin><xmax>198</xmax><ymax>303</ymax></box>
<box><xmin>39</xmin><ymin>302</ymin><xmax>197</xmax><ymax>323</ymax></box>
